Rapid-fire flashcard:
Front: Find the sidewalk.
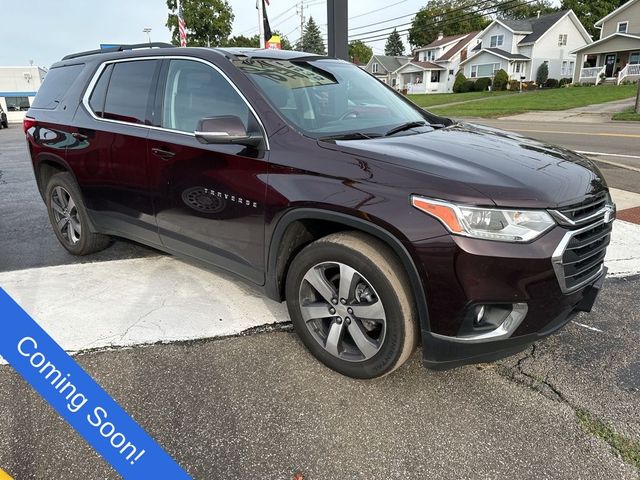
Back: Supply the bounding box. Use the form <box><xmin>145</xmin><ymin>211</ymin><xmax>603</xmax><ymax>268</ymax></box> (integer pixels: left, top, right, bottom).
<box><xmin>497</xmin><ymin>98</ymin><xmax>636</xmax><ymax>123</ymax></box>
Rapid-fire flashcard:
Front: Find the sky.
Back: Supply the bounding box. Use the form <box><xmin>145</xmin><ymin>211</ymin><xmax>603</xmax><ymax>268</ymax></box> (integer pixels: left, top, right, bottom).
<box><xmin>1</xmin><ymin>0</ymin><xmax>430</xmax><ymax>69</ymax></box>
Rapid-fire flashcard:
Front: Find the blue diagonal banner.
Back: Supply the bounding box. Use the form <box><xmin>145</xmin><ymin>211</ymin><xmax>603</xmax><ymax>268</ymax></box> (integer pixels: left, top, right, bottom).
<box><xmin>0</xmin><ymin>288</ymin><xmax>191</xmax><ymax>479</ymax></box>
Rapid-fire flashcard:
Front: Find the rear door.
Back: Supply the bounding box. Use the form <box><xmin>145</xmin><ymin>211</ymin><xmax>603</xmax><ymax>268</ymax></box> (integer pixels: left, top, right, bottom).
<box><xmin>146</xmin><ymin>58</ymin><xmax>269</xmax><ymax>284</ymax></box>
<box><xmin>68</xmin><ymin>59</ymin><xmax>162</xmax><ymax>246</ymax></box>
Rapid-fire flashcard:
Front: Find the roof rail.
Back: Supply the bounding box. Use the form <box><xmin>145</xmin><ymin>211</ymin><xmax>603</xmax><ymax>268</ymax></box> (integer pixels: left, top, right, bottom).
<box><xmin>61</xmin><ymin>42</ymin><xmax>175</xmax><ymax>61</ymax></box>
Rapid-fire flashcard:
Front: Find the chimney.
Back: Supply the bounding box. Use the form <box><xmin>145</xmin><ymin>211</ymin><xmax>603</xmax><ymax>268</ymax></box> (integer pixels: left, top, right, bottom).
<box><xmin>437</xmin><ymin>32</ymin><xmax>444</xmax><ymax>40</ymax></box>
<box><xmin>537</xmin><ymin>10</ymin><xmax>541</xmax><ymax>18</ymax></box>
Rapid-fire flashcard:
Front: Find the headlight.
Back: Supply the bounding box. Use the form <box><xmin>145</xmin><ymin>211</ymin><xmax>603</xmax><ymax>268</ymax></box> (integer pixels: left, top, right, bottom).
<box><xmin>411</xmin><ymin>196</ymin><xmax>555</xmax><ymax>242</ymax></box>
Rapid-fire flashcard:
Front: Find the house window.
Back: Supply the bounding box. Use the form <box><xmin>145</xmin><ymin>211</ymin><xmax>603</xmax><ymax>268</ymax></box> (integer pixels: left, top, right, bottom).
<box><xmin>372</xmin><ymin>63</ymin><xmax>379</xmax><ymax>73</ymax></box>
<box><xmin>618</xmin><ymin>21</ymin><xmax>628</xmax><ymax>33</ymax></box>
<box><xmin>561</xmin><ymin>61</ymin><xmax>575</xmax><ymax>76</ymax></box>
<box><xmin>431</xmin><ymin>70</ymin><xmax>441</xmax><ymax>82</ymax></box>
<box><xmin>490</xmin><ymin>35</ymin><xmax>504</xmax><ymax>48</ymax></box>
<box><xmin>515</xmin><ymin>62</ymin><xmax>521</xmax><ymax>73</ymax></box>
<box><xmin>558</xmin><ymin>34</ymin><xmax>568</xmax><ymax>46</ymax></box>
<box><xmin>5</xmin><ymin>96</ymin><xmax>30</xmax><ymax>111</ymax></box>
<box><xmin>630</xmin><ymin>52</ymin><xmax>640</xmax><ymax>64</ymax></box>
<box><xmin>471</xmin><ymin>63</ymin><xmax>501</xmax><ymax>78</ymax></box>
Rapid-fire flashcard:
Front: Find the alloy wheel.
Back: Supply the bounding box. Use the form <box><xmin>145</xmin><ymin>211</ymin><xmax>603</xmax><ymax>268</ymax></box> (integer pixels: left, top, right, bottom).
<box><xmin>51</xmin><ymin>186</ymin><xmax>81</xmax><ymax>244</ymax></box>
<box><xmin>298</xmin><ymin>261</ymin><xmax>386</xmax><ymax>362</ymax></box>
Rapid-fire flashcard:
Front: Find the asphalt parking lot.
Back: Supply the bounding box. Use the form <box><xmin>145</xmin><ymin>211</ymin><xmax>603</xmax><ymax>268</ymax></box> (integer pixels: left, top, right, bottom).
<box><xmin>1</xmin><ymin>122</ymin><xmax>640</xmax><ymax>479</ymax></box>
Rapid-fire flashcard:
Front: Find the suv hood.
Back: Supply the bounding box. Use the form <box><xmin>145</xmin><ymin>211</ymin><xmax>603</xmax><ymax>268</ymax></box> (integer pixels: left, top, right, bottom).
<box><xmin>321</xmin><ymin>122</ymin><xmax>607</xmax><ymax>209</ymax></box>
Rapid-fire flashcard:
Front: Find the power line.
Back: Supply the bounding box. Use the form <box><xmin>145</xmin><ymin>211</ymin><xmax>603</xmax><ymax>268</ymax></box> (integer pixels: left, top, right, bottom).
<box><xmin>351</xmin><ymin>0</ymin><xmax>531</xmax><ymax>43</ymax></box>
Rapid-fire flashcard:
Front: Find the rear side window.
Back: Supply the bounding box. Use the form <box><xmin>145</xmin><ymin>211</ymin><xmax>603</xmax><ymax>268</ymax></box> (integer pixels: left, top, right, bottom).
<box><xmin>31</xmin><ymin>64</ymin><xmax>84</xmax><ymax>110</ymax></box>
<box><xmin>102</xmin><ymin>60</ymin><xmax>159</xmax><ymax>124</ymax></box>
<box><xmin>88</xmin><ymin>64</ymin><xmax>113</xmax><ymax>117</ymax></box>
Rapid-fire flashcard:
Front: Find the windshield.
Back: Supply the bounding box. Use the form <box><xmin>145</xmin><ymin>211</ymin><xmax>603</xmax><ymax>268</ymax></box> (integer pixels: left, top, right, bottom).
<box><xmin>234</xmin><ymin>57</ymin><xmax>436</xmax><ymax>139</ymax></box>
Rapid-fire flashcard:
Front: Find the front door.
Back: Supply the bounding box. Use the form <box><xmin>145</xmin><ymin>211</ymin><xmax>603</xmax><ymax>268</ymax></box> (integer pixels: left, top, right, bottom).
<box><xmin>147</xmin><ymin>58</ymin><xmax>269</xmax><ymax>284</ymax></box>
<box><xmin>605</xmin><ymin>54</ymin><xmax>617</xmax><ymax>77</ymax></box>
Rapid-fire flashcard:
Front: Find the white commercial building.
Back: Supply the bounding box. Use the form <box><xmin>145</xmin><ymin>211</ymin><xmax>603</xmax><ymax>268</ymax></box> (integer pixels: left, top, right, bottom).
<box><xmin>0</xmin><ymin>66</ymin><xmax>47</xmax><ymax>123</ymax></box>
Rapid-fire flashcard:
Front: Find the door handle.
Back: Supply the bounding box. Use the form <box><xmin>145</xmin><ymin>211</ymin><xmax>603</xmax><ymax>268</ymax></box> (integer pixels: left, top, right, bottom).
<box><xmin>151</xmin><ymin>147</ymin><xmax>176</xmax><ymax>160</ymax></box>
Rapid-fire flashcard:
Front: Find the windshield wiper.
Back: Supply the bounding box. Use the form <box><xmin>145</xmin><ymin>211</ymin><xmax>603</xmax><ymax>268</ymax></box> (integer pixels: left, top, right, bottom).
<box><xmin>384</xmin><ymin>121</ymin><xmax>427</xmax><ymax>136</ymax></box>
<box><xmin>319</xmin><ymin>132</ymin><xmax>381</xmax><ymax>142</ymax></box>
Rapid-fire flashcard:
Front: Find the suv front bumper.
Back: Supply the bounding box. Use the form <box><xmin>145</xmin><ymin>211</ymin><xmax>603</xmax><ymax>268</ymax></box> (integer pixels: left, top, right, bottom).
<box><xmin>413</xmin><ymin>227</ymin><xmax>608</xmax><ymax>370</ymax></box>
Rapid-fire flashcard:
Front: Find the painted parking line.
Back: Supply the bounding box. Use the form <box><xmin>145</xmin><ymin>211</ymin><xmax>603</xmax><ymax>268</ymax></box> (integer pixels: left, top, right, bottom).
<box><xmin>506</xmin><ymin>128</ymin><xmax>640</xmax><ymax>139</ymax></box>
<box><xmin>0</xmin><ymin>220</ymin><xmax>639</xmax><ymax>362</ymax></box>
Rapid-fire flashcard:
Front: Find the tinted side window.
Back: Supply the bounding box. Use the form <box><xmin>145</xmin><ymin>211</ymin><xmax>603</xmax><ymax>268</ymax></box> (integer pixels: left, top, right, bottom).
<box><xmin>161</xmin><ymin>59</ymin><xmax>251</xmax><ymax>133</ymax></box>
<box><xmin>88</xmin><ymin>64</ymin><xmax>113</xmax><ymax>117</ymax></box>
<box><xmin>103</xmin><ymin>60</ymin><xmax>159</xmax><ymax>124</ymax></box>
<box><xmin>31</xmin><ymin>64</ymin><xmax>85</xmax><ymax>110</ymax></box>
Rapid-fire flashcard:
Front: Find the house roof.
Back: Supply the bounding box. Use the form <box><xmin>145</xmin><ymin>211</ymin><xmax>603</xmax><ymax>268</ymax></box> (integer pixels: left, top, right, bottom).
<box><xmin>483</xmin><ymin>48</ymin><xmax>531</xmax><ymax>60</ymax></box>
<box><xmin>416</xmin><ymin>32</ymin><xmax>471</xmax><ymax>50</ymax></box>
<box><xmin>369</xmin><ymin>55</ymin><xmax>410</xmax><ymax>73</ymax></box>
<box><xmin>571</xmin><ymin>32</ymin><xmax>640</xmax><ymax>53</ymax></box>
<box><xmin>595</xmin><ymin>0</ymin><xmax>640</xmax><ymax>27</ymax></box>
<box><xmin>394</xmin><ymin>60</ymin><xmax>445</xmax><ymax>73</ymax></box>
<box><xmin>437</xmin><ymin>31</ymin><xmax>480</xmax><ymax>61</ymax></box>
<box><xmin>498</xmin><ymin>18</ymin><xmax>534</xmax><ymax>33</ymax></box>
<box><xmin>519</xmin><ymin>10</ymin><xmax>573</xmax><ymax>43</ymax></box>
<box><xmin>459</xmin><ymin>48</ymin><xmax>531</xmax><ymax>66</ymax></box>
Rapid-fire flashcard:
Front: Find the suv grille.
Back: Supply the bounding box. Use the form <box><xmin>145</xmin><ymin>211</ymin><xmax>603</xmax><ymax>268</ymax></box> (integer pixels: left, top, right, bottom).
<box><xmin>550</xmin><ymin>193</ymin><xmax>614</xmax><ymax>293</ymax></box>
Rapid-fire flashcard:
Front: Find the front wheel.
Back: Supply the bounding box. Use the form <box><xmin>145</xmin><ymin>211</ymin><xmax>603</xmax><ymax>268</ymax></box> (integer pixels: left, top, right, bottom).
<box><xmin>285</xmin><ymin>231</ymin><xmax>418</xmax><ymax>379</ymax></box>
<box><xmin>45</xmin><ymin>172</ymin><xmax>111</xmax><ymax>255</ymax></box>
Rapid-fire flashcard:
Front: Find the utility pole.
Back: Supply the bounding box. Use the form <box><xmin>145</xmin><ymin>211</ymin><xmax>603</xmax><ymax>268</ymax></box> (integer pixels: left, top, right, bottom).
<box><xmin>258</xmin><ymin>0</ymin><xmax>266</xmax><ymax>49</ymax></box>
<box><xmin>297</xmin><ymin>1</ymin><xmax>305</xmax><ymax>51</ymax></box>
<box><xmin>327</xmin><ymin>0</ymin><xmax>348</xmax><ymax>60</ymax></box>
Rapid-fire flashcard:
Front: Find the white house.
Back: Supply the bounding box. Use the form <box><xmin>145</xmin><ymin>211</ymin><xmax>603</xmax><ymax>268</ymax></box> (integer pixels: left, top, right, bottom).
<box><xmin>0</xmin><ymin>66</ymin><xmax>47</xmax><ymax>123</ymax></box>
<box><xmin>393</xmin><ymin>31</ymin><xmax>480</xmax><ymax>93</ymax></box>
<box><xmin>459</xmin><ymin>10</ymin><xmax>592</xmax><ymax>83</ymax></box>
<box><xmin>572</xmin><ymin>0</ymin><xmax>640</xmax><ymax>84</ymax></box>
<box><xmin>362</xmin><ymin>55</ymin><xmax>411</xmax><ymax>87</ymax></box>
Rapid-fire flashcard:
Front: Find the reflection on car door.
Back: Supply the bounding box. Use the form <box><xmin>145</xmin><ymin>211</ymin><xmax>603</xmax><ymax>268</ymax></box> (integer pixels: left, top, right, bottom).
<box><xmin>147</xmin><ymin>58</ymin><xmax>269</xmax><ymax>284</ymax></box>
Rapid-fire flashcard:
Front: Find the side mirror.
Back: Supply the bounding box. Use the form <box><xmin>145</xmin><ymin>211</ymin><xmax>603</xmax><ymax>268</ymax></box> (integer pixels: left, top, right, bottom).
<box><xmin>194</xmin><ymin>115</ymin><xmax>262</xmax><ymax>147</ymax></box>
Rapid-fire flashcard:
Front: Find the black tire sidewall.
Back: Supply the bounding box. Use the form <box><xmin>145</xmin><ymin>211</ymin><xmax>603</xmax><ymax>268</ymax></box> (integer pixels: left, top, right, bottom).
<box><xmin>286</xmin><ymin>240</ymin><xmax>411</xmax><ymax>379</ymax></box>
<box><xmin>45</xmin><ymin>172</ymin><xmax>95</xmax><ymax>255</ymax></box>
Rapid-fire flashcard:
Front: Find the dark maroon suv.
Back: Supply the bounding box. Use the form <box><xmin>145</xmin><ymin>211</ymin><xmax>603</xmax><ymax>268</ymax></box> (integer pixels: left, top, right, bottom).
<box><xmin>25</xmin><ymin>44</ymin><xmax>615</xmax><ymax>378</ymax></box>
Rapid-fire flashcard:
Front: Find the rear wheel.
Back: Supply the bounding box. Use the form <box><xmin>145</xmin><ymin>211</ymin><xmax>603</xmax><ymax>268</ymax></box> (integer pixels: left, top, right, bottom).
<box><xmin>285</xmin><ymin>231</ymin><xmax>418</xmax><ymax>378</ymax></box>
<box><xmin>45</xmin><ymin>172</ymin><xmax>111</xmax><ymax>255</ymax></box>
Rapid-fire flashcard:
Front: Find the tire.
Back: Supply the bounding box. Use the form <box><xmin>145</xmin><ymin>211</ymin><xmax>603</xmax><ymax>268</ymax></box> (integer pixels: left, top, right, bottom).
<box><xmin>45</xmin><ymin>172</ymin><xmax>111</xmax><ymax>255</ymax></box>
<box><xmin>285</xmin><ymin>231</ymin><xmax>418</xmax><ymax>379</ymax></box>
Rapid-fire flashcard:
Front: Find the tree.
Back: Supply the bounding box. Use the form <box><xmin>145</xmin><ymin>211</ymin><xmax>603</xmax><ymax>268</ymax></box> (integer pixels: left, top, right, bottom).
<box><xmin>349</xmin><ymin>40</ymin><xmax>373</xmax><ymax>64</ymax></box>
<box><xmin>536</xmin><ymin>62</ymin><xmax>549</xmax><ymax>85</ymax></box>
<box><xmin>561</xmin><ymin>0</ymin><xmax>626</xmax><ymax>39</ymax></box>
<box><xmin>166</xmin><ymin>0</ymin><xmax>233</xmax><ymax>47</ymax></box>
<box><xmin>453</xmin><ymin>72</ymin><xmax>467</xmax><ymax>93</ymax></box>
<box><xmin>297</xmin><ymin>17</ymin><xmax>326</xmax><ymax>55</ymax></box>
<box><xmin>408</xmin><ymin>0</ymin><xmax>491</xmax><ymax>48</ymax></box>
<box><xmin>385</xmin><ymin>29</ymin><xmax>405</xmax><ymax>56</ymax></box>
<box><xmin>223</xmin><ymin>30</ymin><xmax>292</xmax><ymax>50</ymax></box>
<box><xmin>496</xmin><ymin>0</ymin><xmax>558</xmax><ymax>20</ymax></box>
<box><xmin>493</xmin><ymin>69</ymin><xmax>509</xmax><ymax>90</ymax></box>
<box><xmin>223</xmin><ymin>34</ymin><xmax>259</xmax><ymax>48</ymax></box>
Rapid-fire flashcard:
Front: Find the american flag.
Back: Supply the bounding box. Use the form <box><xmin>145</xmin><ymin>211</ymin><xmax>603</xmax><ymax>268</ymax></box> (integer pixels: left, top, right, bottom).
<box><xmin>178</xmin><ymin>1</ymin><xmax>187</xmax><ymax>47</ymax></box>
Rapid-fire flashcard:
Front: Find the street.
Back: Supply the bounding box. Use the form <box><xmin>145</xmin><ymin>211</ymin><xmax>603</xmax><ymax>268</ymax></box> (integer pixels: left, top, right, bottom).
<box><xmin>1</xmin><ymin>119</ymin><xmax>640</xmax><ymax>478</ymax></box>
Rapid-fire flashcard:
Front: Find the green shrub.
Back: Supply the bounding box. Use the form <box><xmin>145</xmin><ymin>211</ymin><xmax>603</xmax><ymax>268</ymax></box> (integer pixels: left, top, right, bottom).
<box><xmin>474</xmin><ymin>77</ymin><xmax>492</xmax><ymax>91</ymax></box>
<box><xmin>508</xmin><ymin>79</ymin><xmax>521</xmax><ymax>90</ymax></box>
<box><xmin>559</xmin><ymin>77</ymin><xmax>572</xmax><ymax>87</ymax></box>
<box><xmin>461</xmin><ymin>80</ymin><xmax>475</xmax><ymax>93</ymax></box>
<box><xmin>536</xmin><ymin>63</ymin><xmax>549</xmax><ymax>85</ymax></box>
<box><xmin>545</xmin><ymin>78</ymin><xmax>559</xmax><ymax>88</ymax></box>
<box><xmin>453</xmin><ymin>72</ymin><xmax>467</xmax><ymax>93</ymax></box>
<box><xmin>493</xmin><ymin>69</ymin><xmax>509</xmax><ymax>90</ymax></box>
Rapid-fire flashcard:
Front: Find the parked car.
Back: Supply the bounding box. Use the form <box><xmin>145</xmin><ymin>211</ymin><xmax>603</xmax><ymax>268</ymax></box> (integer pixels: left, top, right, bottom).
<box><xmin>0</xmin><ymin>105</ymin><xmax>8</xmax><ymax>129</ymax></box>
<box><xmin>24</xmin><ymin>44</ymin><xmax>615</xmax><ymax>378</ymax></box>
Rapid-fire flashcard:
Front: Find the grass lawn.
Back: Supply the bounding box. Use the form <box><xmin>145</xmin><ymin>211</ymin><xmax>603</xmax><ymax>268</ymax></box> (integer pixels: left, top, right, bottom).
<box><xmin>407</xmin><ymin>90</ymin><xmax>514</xmax><ymax>108</ymax></box>
<box><xmin>612</xmin><ymin>107</ymin><xmax>640</xmax><ymax>121</ymax></box>
<box><xmin>426</xmin><ymin>85</ymin><xmax>638</xmax><ymax>118</ymax></box>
